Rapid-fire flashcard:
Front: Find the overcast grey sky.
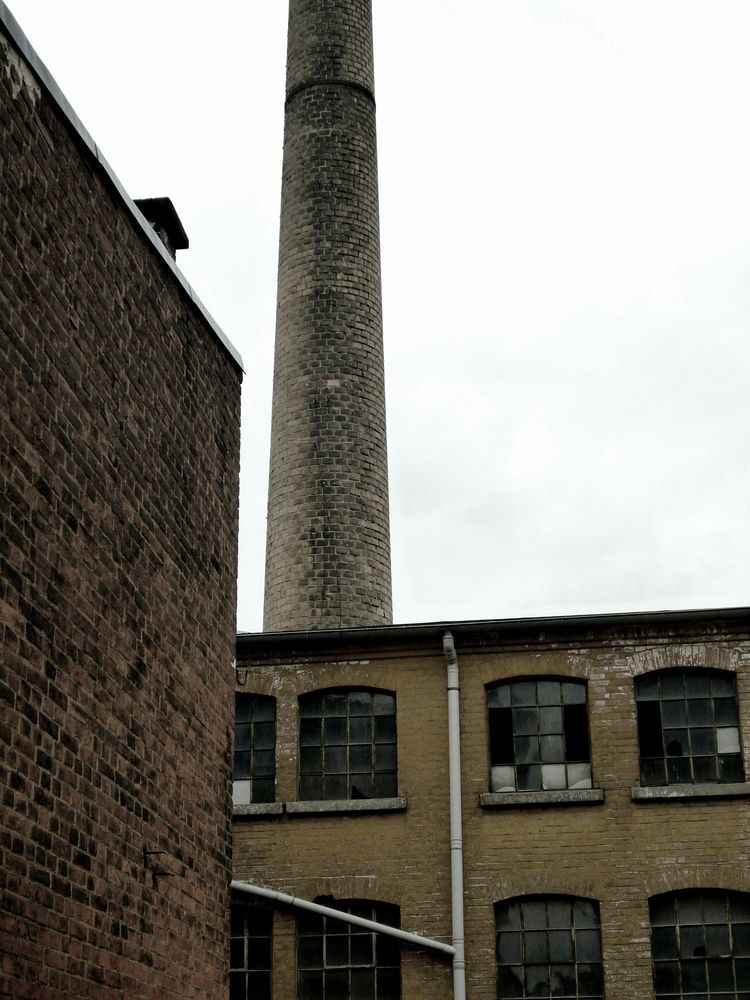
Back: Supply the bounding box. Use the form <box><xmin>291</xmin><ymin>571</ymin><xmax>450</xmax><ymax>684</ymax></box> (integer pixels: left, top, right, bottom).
<box><xmin>10</xmin><ymin>1</ymin><xmax>750</xmax><ymax>630</ymax></box>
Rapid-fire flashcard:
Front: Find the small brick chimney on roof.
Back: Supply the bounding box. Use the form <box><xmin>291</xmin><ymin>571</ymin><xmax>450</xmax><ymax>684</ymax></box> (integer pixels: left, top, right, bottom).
<box><xmin>134</xmin><ymin>196</ymin><xmax>189</xmax><ymax>259</ymax></box>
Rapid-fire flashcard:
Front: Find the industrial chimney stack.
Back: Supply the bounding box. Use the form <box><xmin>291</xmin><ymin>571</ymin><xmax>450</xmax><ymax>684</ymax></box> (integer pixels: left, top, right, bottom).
<box><xmin>263</xmin><ymin>0</ymin><xmax>393</xmax><ymax>630</ymax></box>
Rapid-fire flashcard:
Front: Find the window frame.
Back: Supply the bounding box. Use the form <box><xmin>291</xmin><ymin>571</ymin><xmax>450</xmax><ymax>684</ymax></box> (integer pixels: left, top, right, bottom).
<box><xmin>634</xmin><ymin>669</ymin><xmax>744</xmax><ymax>787</ymax></box>
<box><xmin>297</xmin><ymin>898</ymin><xmax>401</xmax><ymax>1000</ymax></box>
<box><xmin>234</xmin><ymin>693</ymin><xmax>277</xmax><ymax>806</ymax></box>
<box><xmin>298</xmin><ymin>688</ymin><xmax>397</xmax><ymax>802</ymax></box>
<box><xmin>486</xmin><ymin>678</ymin><xmax>593</xmax><ymax>794</ymax></box>
<box><xmin>649</xmin><ymin>889</ymin><xmax>750</xmax><ymax>998</ymax></box>
<box><xmin>230</xmin><ymin>902</ymin><xmax>273</xmax><ymax>1000</ymax></box>
<box><xmin>495</xmin><ymin>893</ymin><xmax>604</xmax><ymax>999</ymax></box>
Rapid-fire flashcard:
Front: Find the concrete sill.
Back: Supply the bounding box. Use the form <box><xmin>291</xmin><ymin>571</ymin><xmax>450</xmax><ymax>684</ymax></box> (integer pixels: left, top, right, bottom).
<box><xmin>631</xmin><ymin>782</ymin><xmax>750</xmax><ymax>803</ymax></box>
<box><xmin>233</xmin><ymin>802</ymin><xmax>284</xmax><ymax>819</ymax></box>
<box><xmin>286</xmin><ymin>797</ymin><xmax>407</xmax><ymax>816</ymax></box>
<box><xmin>480</xmin><ymin>789</ymin><xmax>605</xmax><ymax>809</ymax></box>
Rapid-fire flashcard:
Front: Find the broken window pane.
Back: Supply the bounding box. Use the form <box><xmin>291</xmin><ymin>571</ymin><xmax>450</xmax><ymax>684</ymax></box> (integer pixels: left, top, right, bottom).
<box><xmin>486</xmin><ymin>679</ymin><xmax>593</xmax><ymax>792</ymax></box>
<box><xmin>635</xmin><ymin>670</ymin><xmax>744</xmax><ymax>786</ymax></box>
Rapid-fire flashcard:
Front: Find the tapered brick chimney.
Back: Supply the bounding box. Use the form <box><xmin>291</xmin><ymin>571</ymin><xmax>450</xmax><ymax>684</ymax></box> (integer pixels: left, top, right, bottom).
<box><xmin>263</xmin><ymin>0</ymin><xmax>392</xmax><ymax>631</ymax></box>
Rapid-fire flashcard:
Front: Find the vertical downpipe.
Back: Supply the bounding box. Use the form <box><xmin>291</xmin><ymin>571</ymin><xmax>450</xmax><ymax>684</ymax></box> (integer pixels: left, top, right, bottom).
<box><xmin>443</xmin><ymin>631</ymin><xmax>467</xmax><ymax>1000</ymax></box>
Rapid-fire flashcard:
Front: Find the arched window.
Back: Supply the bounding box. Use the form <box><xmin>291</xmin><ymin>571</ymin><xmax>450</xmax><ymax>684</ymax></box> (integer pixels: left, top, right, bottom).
<box><xmin>230</xmin><ymin>902</ymin><xmax>272</xmax><ymax>1000</ymax></box>
<box><xmin>297</xmin><ymin>899</ymin><xmax>400</xmax><ymax>999</ymax></box>
<box><xmin>635</xmin><ymin>670</ymin><xmax>743</xmax><ymax>785</ymax></box>
<box><xmin>299</xmin><ymin>689</ymin><xmax>397</xmax><ymax>801</ymax></box>
<box><xmin>234</xmin><ymin>693</ymin><xmax>276</xmax><ymax>805</ymax></box>
<box><xmin>650</xmin><ymin>891</ymin><xmax>750</xmax><ymax>997</ymax></box>
<box><xmin>495</xmin><ymin>895</ymin><xmax>603</xmax><ymax>999</ymax></box>
<box><xmin>487</xmin><ymin>679</ymin><xmax>592</xmax><ymax>792</ymax></box>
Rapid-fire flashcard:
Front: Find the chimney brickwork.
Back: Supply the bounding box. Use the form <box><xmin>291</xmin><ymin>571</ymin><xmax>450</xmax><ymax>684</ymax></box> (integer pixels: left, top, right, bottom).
<box><xmin>263</xmin><ymin>0</ymin><xmax>393</xmax><ymax>630</ymax></box>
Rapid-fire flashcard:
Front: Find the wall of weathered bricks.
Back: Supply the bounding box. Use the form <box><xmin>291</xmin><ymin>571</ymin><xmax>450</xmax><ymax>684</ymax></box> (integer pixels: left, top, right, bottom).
<box><xmin>234</xmin><ymin>612</ymin><xmax>750</xmax><ymax>999</ymax></box>
<box><xmin>0</xmin><ymin>18</ymin><xmax>242</xmax><ymax>999</ymax></box>
<box><xmin>264</xmin><ymin>0</ymin><xmax>392</xmax><ymax>631</ymax></box>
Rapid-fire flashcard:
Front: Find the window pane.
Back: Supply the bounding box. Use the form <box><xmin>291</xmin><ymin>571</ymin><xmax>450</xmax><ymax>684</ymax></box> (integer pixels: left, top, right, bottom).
<box><xmin>541</xmin><ymin>764</ymin><xmax>567</xmax><ymax>790</ymax></box>
<box><xmin>349</xmin><ymin>717</ymin><xmax>372</xmax><ymax>744</ymax></box>
<box><xmin>513</xmin><ymin>708</ymin><xmax>538</xmax><ymax>735</ymax></box>
<box><xmin>561</xmin><ymin>682</ymin><xmax>586</xmax><ymax>705</ymax></box>
<box><xmin>489</xmin><ymin>707</ymin><xmax>515</xmax><ymax>766</ymax></box>
<box><xmin>637</xmin><ymin>700</ymin><xmax>664</xmax><ymax>758</ymax></box>
<box><xmin>539</xmin><ymin>706</ymin><xmax>563</xmax><ymax>734</ymax></box>
<box><xmin>323</xmin><ymin>693</ymin><xmax>348</xmax><ymax>716</ymax></box>
<box><xmin>511</xmin><ymin>682</ymin><xmax>537</xmax><ymax>706</ymax></box>
<box><xmin>538</xmin><ymin>680</ymin><xmax>562</xmax><ymax>705</ymax></box>
<box><xmin>374</xmin><ymin>716</ymin><xmax>396</xmax><ymax>742</ymax></box>
<box><xmin>349</xmin><ymin>691</ymin><xmax>373</xmax><ymax>716</ymax></box>
<box><xmin>253</xmin><ymin>722</ymin><xmax>275</xmax><ymax>750</ymax></box>
<box><xmin>563</xmin><ymin>703</ymin><xmax>590</xmax><ymax>763</ymax></box>
<box><xmin>373</xmin><ymin>694</ymin><xmax>395</xmax><ymax>716</ymax></box>
<box><xmin>515</xmin><ymin>737</ymin><xmax>540</xmax><ymax>764</ymax></box>
<box><xmin>498</xmin><ymin>965</ymin><xmax>524</xmax><ymax>998</ymax></box>
<box><xmin>516</xmin><ymin>764</ymin><xmax>541</xmax><ymax>790</ymax></box>
<box><xmin>374</xmin><ymin>744</ymin><xmax>396</xmax><ymax>772</ymax></box>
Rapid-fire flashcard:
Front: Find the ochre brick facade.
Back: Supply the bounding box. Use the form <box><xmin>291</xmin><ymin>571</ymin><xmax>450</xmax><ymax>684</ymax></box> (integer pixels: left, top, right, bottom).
<box><xmin>0</xmin><ymin>16</ymin><xmax>242</xmax><ymax>999</ymax></box>
<box><xmin>233</xmin><ymin>610</ymin><xmax>750</xmax><ymax>999</ymax></box>
<box><xmin>264</xmin><ymin>0</ymin><xmax>392</xmax><ymax>631</ymax></box>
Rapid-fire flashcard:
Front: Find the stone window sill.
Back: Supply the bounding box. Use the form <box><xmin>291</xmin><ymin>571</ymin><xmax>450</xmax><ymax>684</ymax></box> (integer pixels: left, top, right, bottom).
<box><xmin>286</xmin><ymin>797</ymin><xmax>407</xmax><ymax>816</ymax></box>
<box><xmin>480</xmin><ymin>788</ymin><xmax>605</xmax><ymax>809</ymax></box>
<box><xmin>233</xmin><ymin>802</ymin><xmax>284</xmax><ymax>819</ymax></box>
<box><xmin>631</xmin><ymin>782</ymin><xmax>750</xmax><ymax>803</ymax></box>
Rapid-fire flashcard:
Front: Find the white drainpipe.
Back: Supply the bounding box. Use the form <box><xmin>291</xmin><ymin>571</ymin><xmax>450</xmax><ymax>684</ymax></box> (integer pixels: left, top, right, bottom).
<box><xmin>230</xmin><ymin>879</ymin><xmax>455</xmax><ymax>956</ymax></box>
<box><xmin>443</xmin><ymin>631</ymin><xmax>467</xmax><ymax>1000</ymax></box>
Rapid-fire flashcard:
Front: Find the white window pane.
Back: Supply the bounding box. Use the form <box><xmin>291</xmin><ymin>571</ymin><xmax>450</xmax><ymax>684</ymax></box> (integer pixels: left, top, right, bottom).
<box><xmin>717</xmin><ymin>727</ymin><xmax>741</xmax><ymax>754</ymax></box>
<box><xmin>233</xmin><ymin>780</ymin><xmax>252</xmax><ymax>805</ymax></box>
<box><xmin>491</xmin><ymin>766</ymin><xmax>516</xmax><ymax>792</ymax></box>
<box><xmin>567</xmin><ymin>763</ymin><xmax>592</xmax><ymax>789</ymax></box>
<box><xmin>541</xmin><ymin>764</ymin><xmax>566</xmax><ymax>790</ymax></box>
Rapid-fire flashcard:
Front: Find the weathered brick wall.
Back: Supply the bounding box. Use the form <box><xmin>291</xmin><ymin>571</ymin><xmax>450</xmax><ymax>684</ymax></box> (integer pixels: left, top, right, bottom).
<box><xmin>0</xmin><ymin>23</ymin><xmax>242</xmax><ymax>1000</ymax></box>
<box><xmin>234</xmin><ymin>614</ymin><xmax>750</xmax><ymax>999</ymax></box>
<box><xmin>264</xmin><ymin>0</ymin><xmax>392</xmax><ymax>630</ymax></box>
<box><xmin>233</xmin><ymin>642</ymin><xmax>455</xmax><ymax>997</ymax></box>
<box><xmin>459</xmin><ymin>618</ymin><xmax>750</xmax><ymax>999</ymax></box>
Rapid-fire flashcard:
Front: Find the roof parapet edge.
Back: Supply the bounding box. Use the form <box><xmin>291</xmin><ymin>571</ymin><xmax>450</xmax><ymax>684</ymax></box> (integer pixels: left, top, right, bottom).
<box><xmin>0</xmin><ymin>1</ymin><xmax>243</xmax><ymax>372</ymax></box>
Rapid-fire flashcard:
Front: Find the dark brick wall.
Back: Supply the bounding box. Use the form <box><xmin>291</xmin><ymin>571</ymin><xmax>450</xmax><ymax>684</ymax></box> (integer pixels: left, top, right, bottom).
<box><xmin>0</xmin><ymin>25</ymin><xmax>241</xmax><ymax>1000</ymax></box>
<box><xmin>264</xmin><ymin>0</ymin><xmax>392</xmax><ymax>630</ymax></box>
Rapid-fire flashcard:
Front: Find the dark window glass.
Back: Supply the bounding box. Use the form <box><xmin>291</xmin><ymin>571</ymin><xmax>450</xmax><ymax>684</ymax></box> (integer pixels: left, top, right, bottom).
<box><xmin>635</xmin><ymin>670</ymin><xmax>743</xmax><ymax>786</ymax></box>
<box><xmin>299</xmin><ymin>690</ymin><xmax>397</xmax><ymax>801</ymax></box>
<box><xmin>230</xmin><ymin>904</ymin><xmax>272</xmax><ymax>1000</ymax></box>
<box><xmin>650</xmin><ymin>891</ymin><xmax>750</xmax><ymax>999</ymax></box>
<box><xmin>487</xmin><ymin>681</ymin><xmax>592</xmax><ymax>792</ymax></box>
<box><xmin>234</xmin><ymin>694</ymin><xmax>276</xmax><ymax>805</ymax></box>
<box><xmin>495</xmin><ymin>896</ymin><xmax>603</xmax><ymax>999</ymax></box>
<box><xmin>297</xmin><ymin>900</ymin><xmax>400</xmax><ymax>999</ymax></box>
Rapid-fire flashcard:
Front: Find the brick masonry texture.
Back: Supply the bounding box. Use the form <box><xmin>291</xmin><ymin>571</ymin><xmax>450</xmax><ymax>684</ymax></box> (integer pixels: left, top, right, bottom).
<box><xmin>0</xmin><ymin>26</ymin><xmax>242</xmax><ymax>1000</ymax></box>
<box><xmin>264</xmin><ymin>0</ymin><xmax>392</xmax><ymax>631</ymax></box>
<box><xmin>234</xmin><ymin>612</ymin><xmax>750</xmax><ymax>999</ymax></box>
